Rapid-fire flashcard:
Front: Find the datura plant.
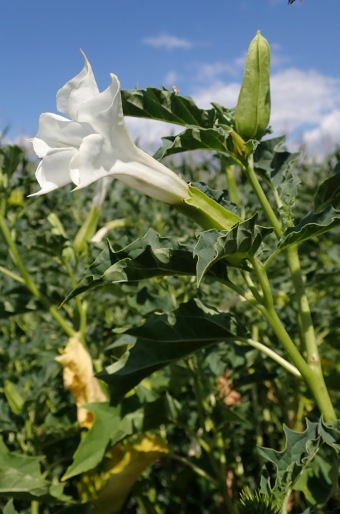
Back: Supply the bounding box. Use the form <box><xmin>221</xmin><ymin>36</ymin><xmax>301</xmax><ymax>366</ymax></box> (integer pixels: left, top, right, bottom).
<box><xmin>1</xmin><ymin>30</ymin><xmax>338</xmax><ymax>514</ymax></box>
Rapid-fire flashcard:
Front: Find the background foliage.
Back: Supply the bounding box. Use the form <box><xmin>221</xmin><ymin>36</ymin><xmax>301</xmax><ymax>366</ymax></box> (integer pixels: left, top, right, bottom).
<box><xmin>0</xmin><ymin>98</ymin><xmax>340</xmax><ymax>512</ymax></box>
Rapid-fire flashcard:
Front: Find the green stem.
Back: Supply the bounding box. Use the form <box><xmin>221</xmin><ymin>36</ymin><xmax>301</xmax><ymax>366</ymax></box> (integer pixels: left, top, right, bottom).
<box><xmin>244</xmin><ymin>157</ymin><xmax>336</xmax><ymax>421</ymax></box>
<box><xmin>31</xmin><ymin>500</ymin><xmax>39</xmax><ymax>514</ymax></box>
<box><xmin>0</xmin><ymin>216</ymin><xmax>75</xmax><ymax>338</ymax></box>
<box><xmin>64</xmin><ymin>259</ymin><xmax>87</xmax><ymax>341</ymax></box>
<box><xmin>0</xmin><ymin>264</ymin><xmax>25</xmax><ymax>284</ymax></box>
<box><xmin>169</xmin><ymin>453</ymin><xmax>219</xmax><ymax>485</ymax></box>
<box><xmin>262</xmin><ymin>305</ymin><xmax>335</xmax><ymax>421</ymax></box>
<box><xmin>244</xmin><ymin>155</ymin><xmax>283</xmax><ymax>238</ymax></box>
<box><xmin>285</xmin><ymin>245</ymin><xmax>319</xmax><ymax>365</ymax></box>
<box><xmin>235</xmin><ymin>338</ymin><xmax>301</xmax><ymax>378</ymax></box>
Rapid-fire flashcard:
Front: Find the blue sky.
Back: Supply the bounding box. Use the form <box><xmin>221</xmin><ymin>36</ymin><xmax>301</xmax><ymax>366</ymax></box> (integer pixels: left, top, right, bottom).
<box><xmin>2</xmin><ymin>0</ymin><xmax>340</xmax><ymax>156</ymax></box>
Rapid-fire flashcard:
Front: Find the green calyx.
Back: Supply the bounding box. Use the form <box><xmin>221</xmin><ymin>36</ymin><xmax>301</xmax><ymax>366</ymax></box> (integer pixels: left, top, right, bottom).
<box><xmin>176</xmin><ymin>185</ymin><xmax>241</xmax><ymax>231</ymax></box>
<box><xmin>73</xmin><ymin>205</ymin><xmax>101</xmax><ymax>255</ymax></box>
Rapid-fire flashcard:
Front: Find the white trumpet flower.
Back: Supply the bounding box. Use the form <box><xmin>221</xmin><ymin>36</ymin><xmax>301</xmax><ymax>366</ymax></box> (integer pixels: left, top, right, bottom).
<box><xmin>30</xmin><ymin>52</ymin><xmax>189</xmax><ymax>204</ymax></box>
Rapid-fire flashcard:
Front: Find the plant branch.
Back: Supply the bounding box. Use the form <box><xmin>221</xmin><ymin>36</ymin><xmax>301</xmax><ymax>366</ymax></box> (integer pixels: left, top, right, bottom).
<box><xmin>0</xmin><ymin>264</ymin><xmax>25</xmax><ymax>284</ymax></box>
<box><xmin>235</xmin><ymin>338</ymin><xmax>301</xmax><ymax>378</ymax></box>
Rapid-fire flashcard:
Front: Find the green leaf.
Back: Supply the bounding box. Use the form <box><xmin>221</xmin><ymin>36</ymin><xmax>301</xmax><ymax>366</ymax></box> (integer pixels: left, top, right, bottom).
<box><xmin>0</xmin><ymin>438</ymin><xmax>70</xmax><ymax>502</ymax></box>
<box><xmin>3</xmin><ymin>380</ymin><xmax>24</xmax><ymax>415</ymax></box>
<box><xmin>65</xmin><ymin>229</ymin><xmax>230</xmax><ymax>301</ymax></box>
<box><xmin>193</xmin><ymin>214</ymin><xmax>273</xmax><ymax>285</ymax></box>
<box><xmin>259</xmin><ymin>418</ymin><xmax>340</xmax><ymax>507</ymax></box>
<box><xmin>153</xmin><ymin>126</ymin><xmax>231</xmax><ymax>160</ymax></box>
<box><xmin>63</xmin><ymin>396</ymin><xmax>177</xmax><ymax>480</ymax></box>
<box><xmin>235</xmin><ymin>31</ymin><xmax>271</xmax><ymax>141</ymax></box>
<box><xmin>98</xmin><ymin>298</ymin><xmax>247</xmax><ymax>404</ymax></box>
<box><xmin>314</xmin><ymin>163</ymin><xmax>340</xmax><ymax>213</ymax></box>
<box><xmin>121</xmin><ymin>87</ymin><xmax>233</xmax><ymax>128</ymax></box>
<box><xmin>62</xmin><ymin>403</ymin><xmax>121</xmax><ymax>480</ymax></box>
<box><xmin>0</xmin><ymin>145</ymin><xmax>25</xmax><ymax>182</ymax></box>
<box><xmin>278</xmin><ymin>173</ymin><xmax>301</xmax><ymax>226</ymax></box>
<box><xmin>254</xmin><ymin>136</ymin><xmax>299</xmax><ymax>187</ymax></box>
<box><xmin>3</xmin><ymin>499</ymin><xmax>19</xmax><ymax>514</ymax></box>
<box><xmin>277</xmin><ymin>163</ymin><xmax>340</xmax><ymax>248</ymax></box>
<box><xmin>278</xmin><ymin>206</ymin><xmax>340</xmax><ymax>250</ymax></box>
<box><xmin>294</xmin><ymin>450</ymin><xmax>338</xmax><ymax>506</ymax></box>
<box><xmin>191</xmin><ymin>181</ymin><xmax>239</xmax><ymax>214</ymax></box>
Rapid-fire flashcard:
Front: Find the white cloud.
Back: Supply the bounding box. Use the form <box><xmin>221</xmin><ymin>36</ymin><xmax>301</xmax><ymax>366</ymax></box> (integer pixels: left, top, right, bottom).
<box><xmin>192</xmin><ymin>81</ymin><xmax>240</xmax><ymax>108</ymax></box>
<box><xmin>193</xmin><ymin>44</ymin><xmax>288</xmax><ymax>85</ymax></box>
<box><xmin>194</xmin><ymin>62</ymin><xmax>238</xmax><ymax>81</ymax></box>
<box><xmin>125</xmin><ymin>117</ymin><xmax>182</xmax><ymax>152</ymax></box>
<box><xmin>164</xmin><ymin>71</ymin><xmax>179</xmax><ymax>86</ymax></box>
<box><xmin>303</xmin><ymin>110</ymin><xmax>340</xmax><ymax>157</ymax></box>
<box><xmin>270</xmin><ymin>68</ymin><xmax>340</xmax><ymax>134</ymax></box>
<box><xmin>143</xmin><ymin>33</ymin><xmax>193</xmax><ymax>50</ymax></box>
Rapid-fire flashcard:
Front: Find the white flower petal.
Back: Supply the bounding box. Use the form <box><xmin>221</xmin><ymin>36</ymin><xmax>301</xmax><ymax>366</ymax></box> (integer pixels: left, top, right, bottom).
<box><xmin>77</xmin><ymin>73</ymin><xmax>129</xmax><ymax>143</ymax></box>
<box><xmin>56</xmin><ymin>51</ymin><xmax>99</xmax><ymax>121</ymax></box>
<box><xmin>29</xmin><ymin>148</ymin><xmax>76</xmax><ymax>196</ymax></box>
<box><xmin>33</xmin><ymin>113</ymin><xmax>93</xmax><ymax>157</ymax></box>
<box><xmin>70</xmin><ymin>133</ymin><xmax>108</xmax><ymax>188</ymax></box>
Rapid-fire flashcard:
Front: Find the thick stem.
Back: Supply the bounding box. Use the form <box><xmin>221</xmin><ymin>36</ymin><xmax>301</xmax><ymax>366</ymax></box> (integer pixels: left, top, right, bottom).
<box><xmin>263</xmin><ymin>305</ymin><xmax>336</xmax><ymax>422</ymax></box>
<box><xmin>244</xmin><ymin>157</ymin><xmax>336</xmax><ymax>421</ymax></box>
<box><xmin>285</xmin><ymin>245</ymin><xmax>319</xmax><ymax>365</ymax></box>
<box><xmin>0</xmin><ymin>216</ymin><xmax>75</xmax><ymax>338</ymax></box>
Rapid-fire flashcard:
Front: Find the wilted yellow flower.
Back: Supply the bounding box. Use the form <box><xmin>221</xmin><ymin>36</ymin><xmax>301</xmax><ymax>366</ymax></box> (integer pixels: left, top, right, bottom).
<box><xmin>55</xmin><ymin>335</ymin><xmax>107</xmax><ymax>428</ymax></box>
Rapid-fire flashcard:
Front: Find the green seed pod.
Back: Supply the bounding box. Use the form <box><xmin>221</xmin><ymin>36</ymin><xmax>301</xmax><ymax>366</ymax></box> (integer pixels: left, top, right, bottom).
<box><xmin>235</xmin><ymin>31</ymin><xmax>271</xmax><ymax>141</ymax></box>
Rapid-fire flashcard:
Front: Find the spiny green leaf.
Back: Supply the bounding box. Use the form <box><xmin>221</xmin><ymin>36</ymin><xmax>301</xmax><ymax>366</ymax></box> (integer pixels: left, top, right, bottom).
<box><xmin>278</xmin><ymin>206</ymin><xmax>340</xmax><ymax>250</ymax></box>
<box><xmin>278</xmin><ymin>173</ymin><xmax>301</xmax><ymax>226</ymax></box>
<box><xmin>98</xmin><ymin>298</ymin><xmax>247</xmax><ymax>404</ymax></box>
<box><xmin>259</xmin><ymin>418</ymin><xmax>340</xmax><ymax>506</ymax></box>
<box><xmin>153</xmin><ymin>126</ymin><xmax>231</xmax><ymax>160</ymax></box>
<box><xmin>254</xmin><ymin>136</ymin><xmax>299</xmax><ymax>187</ymax></box>
<box><xmin>278</xmin><ymin>163</ymin><xmax>340</xmax><ymax>249</ymax></box>
<box><xmin>121</xmin><ymin>87</ymin><xmax>233</xmax><ymax>127</ymax></box>
<box><xmin>294</xmin><ymin>450</ymin><xmax>339</xmax><ymax>506</ymax></box>
<box><xmin>65</xmin><ymin>229</ymin><xmax>230</xmax><ymax>301</ymax></box>
<box><xmin>193</xmin><ymin>214</ymin><xmax>273</xmax><ymax>285</ymax></box>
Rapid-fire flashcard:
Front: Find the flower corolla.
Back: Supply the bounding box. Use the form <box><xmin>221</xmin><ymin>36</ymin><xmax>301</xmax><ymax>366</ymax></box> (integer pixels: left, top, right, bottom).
<box><xmin>30</xmin><ymin>52</ymin><xmax>189</xmax><ymax>204</ymax></box>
